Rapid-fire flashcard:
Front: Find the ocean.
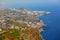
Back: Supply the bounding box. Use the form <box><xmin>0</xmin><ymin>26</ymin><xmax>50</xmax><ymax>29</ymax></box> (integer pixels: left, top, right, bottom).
<box><xmin>22</xmin><ymin>5</ymin><xmax>60</xmax><ymax>40</ymax></box>
<box><xmin>25</xmin><ymin>5</ymin><xmax>60</xmax><ymax>40</ymax></box>
<box><xmin>9</xmin><ymin>4</ymin><xmax>60</xmax><ymax>40</ymax></box>
<box><xmin>38</xmin><ymin>6</ymin><xmax>60</xmax><ymax>40</ymax></box>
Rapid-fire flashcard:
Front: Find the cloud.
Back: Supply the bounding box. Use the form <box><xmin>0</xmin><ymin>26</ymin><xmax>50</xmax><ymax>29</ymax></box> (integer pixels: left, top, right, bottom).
<box><xmin>0</xmin><ymin>0</ymin><xmax>59</xmax><ymax>5</ymax></box>
<box><xmin>0</xmin><ymin>0</ymin><xmax>59</xmax><ymax>8</ymax></box>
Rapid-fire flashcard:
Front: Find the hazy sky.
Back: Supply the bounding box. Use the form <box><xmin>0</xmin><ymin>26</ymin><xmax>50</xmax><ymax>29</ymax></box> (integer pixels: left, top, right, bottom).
<box><xmin>0</xmin><ymin>0</ymin><xmax>60</xmax><ymax>8</ymax></box>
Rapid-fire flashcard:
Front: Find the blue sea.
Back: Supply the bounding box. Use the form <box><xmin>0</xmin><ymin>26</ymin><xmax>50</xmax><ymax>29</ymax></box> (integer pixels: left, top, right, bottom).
<box><xmin>9</xmin><ymin>4</ymin><xmax>60</xmax><ymax>40</ymax></box>
<box><xmin>28</xmin><ymin>5</ymin><xmax>60</xmax><ymax>40</ymax></box>
<box><xmin>38</xmin><ymin>6</ymin><xmax>60</xmax><ymax>40</ymax></box>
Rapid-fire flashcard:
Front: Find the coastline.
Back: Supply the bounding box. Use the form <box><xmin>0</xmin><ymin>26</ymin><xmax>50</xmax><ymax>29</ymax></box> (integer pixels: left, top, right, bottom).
<box><xmin>0</xmin><ymin>8</ymin><xmax>50</xmax><ymax>40</ymax></box>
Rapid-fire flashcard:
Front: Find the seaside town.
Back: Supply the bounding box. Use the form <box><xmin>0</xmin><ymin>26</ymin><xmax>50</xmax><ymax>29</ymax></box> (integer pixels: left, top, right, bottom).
<box><xmin>0</xmin><ymin>8</ymin><xmax>50</xmax><ymax>40</ymax></box>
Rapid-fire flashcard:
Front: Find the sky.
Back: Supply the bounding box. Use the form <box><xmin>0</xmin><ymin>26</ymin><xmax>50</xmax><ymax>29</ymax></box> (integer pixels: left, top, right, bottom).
<box><xmin>0</xmin><ymin>0</ymin><xmax>60</xmax><ymax>8</ymax></box>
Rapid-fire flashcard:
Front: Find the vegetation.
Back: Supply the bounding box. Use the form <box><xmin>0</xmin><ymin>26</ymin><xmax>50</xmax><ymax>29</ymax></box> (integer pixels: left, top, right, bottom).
<box><xmin>0</xmin><ymin>20</ymin><xmax>43</xmax><ymax>40</ymax></box>
<box><xmin>0</xmin><ymin>34</ymin><xmax>5</xmax><ymax>40</ymax></box>
<box><xmin>0</xmin><ymin>8</ymin><xmax>46</xmax><ymax>40</ymax></box>
<box><xmin>0</xmin><ymin>29</ymin><xmax>43</xmax><ymax>40</ymax></box>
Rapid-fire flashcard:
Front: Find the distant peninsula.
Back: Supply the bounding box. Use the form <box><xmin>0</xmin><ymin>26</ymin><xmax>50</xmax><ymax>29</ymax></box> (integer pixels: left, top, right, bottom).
<box><xmin>0</xmin><ymin>8</ymin><xmax>50</xmax><ymax>40</ymax></box>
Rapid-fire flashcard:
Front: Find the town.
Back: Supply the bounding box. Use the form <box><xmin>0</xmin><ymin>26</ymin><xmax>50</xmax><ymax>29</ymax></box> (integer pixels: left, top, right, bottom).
<box><xmin>0</xmin><ymin>8</ymin><xmax>50</xmax><ymax>40</ymax></box>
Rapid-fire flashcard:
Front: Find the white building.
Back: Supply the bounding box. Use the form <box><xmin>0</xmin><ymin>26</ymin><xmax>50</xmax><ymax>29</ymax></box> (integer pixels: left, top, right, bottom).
<box><xmin>0</xmin><ymin>29</ymin><xmax>2</xmax><ymax>31</ymax></box>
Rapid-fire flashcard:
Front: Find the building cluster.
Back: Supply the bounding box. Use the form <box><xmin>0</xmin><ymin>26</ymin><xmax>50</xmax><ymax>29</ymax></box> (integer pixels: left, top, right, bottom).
<box><xmin>0</xmin><ymin>8</ymin><xmax>47</xmax><ymax>32</ymax></box>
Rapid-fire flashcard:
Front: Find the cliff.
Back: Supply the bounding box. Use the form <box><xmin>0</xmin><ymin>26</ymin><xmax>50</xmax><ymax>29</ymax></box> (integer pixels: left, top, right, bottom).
<box><xmin>0</xmin><ymin>20</ymin><xmax>43</xmax><ymax>40</ymax></box>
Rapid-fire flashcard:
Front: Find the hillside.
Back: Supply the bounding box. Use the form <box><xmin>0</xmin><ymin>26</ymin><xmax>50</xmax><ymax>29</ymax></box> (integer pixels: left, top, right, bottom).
<box><xmin>0</xmin><ymin>8</ymin><xmax>50</xmax><ymax>40</ymax></box>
